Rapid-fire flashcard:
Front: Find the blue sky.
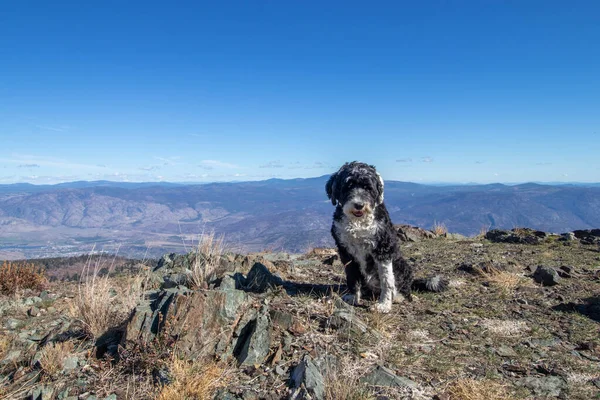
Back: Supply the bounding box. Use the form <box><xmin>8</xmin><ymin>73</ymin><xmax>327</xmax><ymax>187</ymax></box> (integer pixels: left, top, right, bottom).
<box><xmin>1</xmin><ymin>1</ymin><xmax>599</xmax><ymax>184</ymax></box>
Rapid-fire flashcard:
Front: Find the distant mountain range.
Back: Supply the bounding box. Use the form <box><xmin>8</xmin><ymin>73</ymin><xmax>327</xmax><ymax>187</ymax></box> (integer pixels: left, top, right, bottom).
<box><xmin>1</xmin><ymin>177</ymin><xmax>599</xmax><ymax>259</ymax></box>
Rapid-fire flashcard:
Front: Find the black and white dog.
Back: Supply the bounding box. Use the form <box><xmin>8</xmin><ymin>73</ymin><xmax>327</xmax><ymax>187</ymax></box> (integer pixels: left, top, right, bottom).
<box><xmin>327</xmin><ymin>161</ymin><xmax>446</xmax><ymax>313</ymax></box>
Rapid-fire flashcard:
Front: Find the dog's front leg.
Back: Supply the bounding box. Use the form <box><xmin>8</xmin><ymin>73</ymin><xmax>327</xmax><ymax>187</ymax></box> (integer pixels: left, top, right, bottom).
<box><xmin>371</xmin><ymin>260</ymin><xmax>395</xmax><ymax>313</ymax></box>
<box><xmin>342</xmin><ymin>261</ymin><xmax>363</xmax><ymax>306</ymax></box>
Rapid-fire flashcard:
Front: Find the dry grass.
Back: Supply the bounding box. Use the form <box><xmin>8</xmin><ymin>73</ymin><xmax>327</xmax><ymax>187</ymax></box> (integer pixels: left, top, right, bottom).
<box><xmin>486</xmin><ymin>271</ymin><xmax>528</xmax><ymax>292</ymax></box>
<box><xmin>324</xmin><ymin>357</ymin><xmax>374</xmax><ymax>400</ymax></box>
<box><xmin>0</xmin><ymin>335</ymin><xmax>12</xmax><ymax>361</ymax></box>
<box><xmin>70</xmin><ymin>254</ymin><xmax>145</xmax><ymax>339</ymax></box>
<box><xmin>432</xmin><ymin>221</ymin><xmax>448</xmax><ymax>236</ymax></box>
<box><xmin>40</xmin><ymin>341</ymin><xmax>75</xmax><ymax>377</ymax></box>
<box><xmin>190</xmin><ymin>231</ymin><xmax>225</xmax><ymax>289</ymax></box>
<box><xmin>480</xmin><ymin>319</ymin><xmax>530</xmax><ymax>337</ymax></box>
<box><xmin>446</xmin><ymin>378</ymin><xmax>510</xmax><ymax>400</ymax></box>
<box><xmin>156</xmin><ymin>357</ymin><xmax>229</xmax><ymax>400</ymax></box>
<box><xmin>0</xmin><ymin>261</ymin><xmax>47</xmax><ymax>295</ymax></box>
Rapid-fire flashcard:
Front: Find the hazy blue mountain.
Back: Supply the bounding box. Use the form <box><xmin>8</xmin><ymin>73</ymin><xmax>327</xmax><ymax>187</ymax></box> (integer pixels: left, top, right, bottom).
<box><xmin>1</xmin><ymin>177</ymin><xmax>599</xmax><ymax>258</ymax></box>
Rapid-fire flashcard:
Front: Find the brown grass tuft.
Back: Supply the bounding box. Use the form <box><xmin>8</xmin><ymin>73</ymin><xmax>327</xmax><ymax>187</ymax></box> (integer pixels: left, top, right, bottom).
<box><xmin>324</xmin><ymin>357</ymin><xmax>374</xmax><ymax>400</ymax></box>
<box><xmin>486</xmin><ymin>271</ymin><xmax>527</xmax><ymax>292</ymax></box>
<box><xmin>40</xmin><ymin>341</ymin><xmax>75</xmax><ymax>377</ymax></box>
<box><xmin>70</xmin><ymin>254</ymin><xmax>144</xmax><ymax>339</ymax></box>
<box><xmin>156</xmin><ymin>357</ymin><xmax>229</xmax><ymax>400</ymax></box>
<box><xmin>432</xmin><ymin>221</ymin><xmax>448</xmax><ymax>236</ymax></box>
<box><xmin>190</xmin><ymin>231</ymin><xmax>225</xmax><ymax>289</ymax></box>
<box><xmin>446</xmin><ymin>378</ymin><xmax>510</xmax><ymax>400</ymax></box>
<box><xmin>0</xmin><ymin>261</ymin><xmax>47</xmax><ymax>295</ymax></box>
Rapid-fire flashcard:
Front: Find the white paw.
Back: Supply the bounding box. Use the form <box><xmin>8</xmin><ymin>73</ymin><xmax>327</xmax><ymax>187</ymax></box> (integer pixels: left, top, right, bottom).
<box><xmin>342</xmin><ymin>294</ymin><xmax>361</xmax><ymax>306</ymax></box>
<box><xmin>392</xmin><ymin>293</ymin><xmax>404</xmax><ymax>304</ymax></box>
<box><xmin>370</xmin><ymin>301</ymin><xmax>392</xmax><ymax>313</ymax></box>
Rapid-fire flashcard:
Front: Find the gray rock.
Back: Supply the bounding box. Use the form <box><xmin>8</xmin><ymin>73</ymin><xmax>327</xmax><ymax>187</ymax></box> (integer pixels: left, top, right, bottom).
<box><xmin>486</xmin><ymin>229</ymin><xmax>546</xmax><ymax>245</ymax></box>
<box><xmin>328</xmin><ymin>307</ymin><xmax>382</xmax><ymax>340</ymax></box>
<box><xmin>275</xmin><ymin>365</ymin><xmax>287</xmax><ymax>376</ymax></box>
<box><xmin>62</xmin><ymin>356</ymin><xmax>79</xmax><ymax>372</ymax></box>
<box><xmin>445</xmin><ymin>233</ymin><xmax>467</xmax><ymax>240</ymax></box>
<box><xmin>269</xmin><ymin>310</ymin><xmax>294</xmax><ymax>331</ymax></box>
<box><xmin>495</xmin><ymin>345</ymin><xmax>518</xmax><ymax>358</ymax></box>
<box><xmin>218</xmin><ymin>275</ymin><xmax>238</xmax><ymax>291</ymax></box>
<box><xmin>517</xmin><ymin>376</ymin><xmax>566</xmax><ymax>397</ymax></box>
<box><xmin>4</xmin><ymin>318</ymin><xmax>21</xmax><ymax>329</ymax></box>
<box><xmin>533</xmin><ymin>266</ymin><xmax>561</xmax><ymax>286</ymax></box>
<box><xmin>28</xmin><ymin>306</ymin><xmax>41</xmax><ymax>317</ymax></box>
<box><xmin>290</xmin><ymin>355</ymin><xmax>325</xmax><ymax>400</ymax></box>
<box><xmin>244</xmin><ymin>262</ymin><xmax>284</xmax><ymax>293</ymax></box>
<box><xmin>126</xmin><ymin>286</ymin><xmax>192</xmax><ymax>343</ymax></box>
<box><xmin>395</xmin><ymin>224</ymin><xmax>438</xmax><ymax>242</ymax></box>
<box><xmin>1</xmin><ymin>350</ymin><xmax>22</xmax><ymax>365</ymax></box>
<box><xmin>164</xmin><ymin>289</ymin><xmax>250</xmax><ymax>360</ymax></box>
<box><xmin>236</xmin><ymin>307</ymin><xmax>271</xmax><ymax>366</ymax></box>
<box><xmin>361</xmin><ymin>365</ymin><xmax>417</xmax><ymax>388</ymax></box>
<box><xmin>30</xmin><ymin>384</ymin><xmax>55</xmax><ymax>400</ymax></box>
<box><xmin>559</xmin><ymin>232</ymin><xmax>576</xmax><ymax>242</ymax></box>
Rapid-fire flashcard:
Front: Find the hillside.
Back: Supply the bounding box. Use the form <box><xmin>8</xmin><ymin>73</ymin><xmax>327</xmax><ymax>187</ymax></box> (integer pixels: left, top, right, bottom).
<box><xmin>1</xmin><ymin>178</ymin><xmax>600</xmax><ymax>259</ymax></box>
<box><xmin>1</xmin><ymin>230</ymin><xmax>599</xmax><ymax>399</ymax></box>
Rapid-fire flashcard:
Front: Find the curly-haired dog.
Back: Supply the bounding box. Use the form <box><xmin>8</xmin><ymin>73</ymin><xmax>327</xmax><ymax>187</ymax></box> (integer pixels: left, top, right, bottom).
<box><xmin>326</xmin><ymin>161</ymin><xmax>446</xmax><ymax>313</ymax></box>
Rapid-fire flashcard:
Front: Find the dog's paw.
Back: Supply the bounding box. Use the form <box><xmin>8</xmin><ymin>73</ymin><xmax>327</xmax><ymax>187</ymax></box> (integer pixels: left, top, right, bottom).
<box><xmin>392</xmin><ymin>293</ymin><xmax>404</xmax><ymax>304</ymax></box>
<box><xmin>370</xmin><ymin>301</ymin><xmax>392</xmax><ymax>313</ymax></box>
<box><xmin>342</xmin><ymin>294</ymin><xmax>361</xmax><ymax>306</ymax></box>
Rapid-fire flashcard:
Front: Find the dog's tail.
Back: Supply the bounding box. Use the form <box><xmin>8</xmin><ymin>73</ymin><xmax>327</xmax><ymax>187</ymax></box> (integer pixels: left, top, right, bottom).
<box><xmin>412</xmin><ymin>275</ymin><xmax>448</xmax><ymax>292</ymax></box>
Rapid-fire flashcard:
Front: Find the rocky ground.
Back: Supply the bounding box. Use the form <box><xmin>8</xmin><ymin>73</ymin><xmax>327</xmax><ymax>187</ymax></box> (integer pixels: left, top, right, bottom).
<box><xmin>1</xmin><ymin>228</ymin><xmax>599</xmax><ymax>399</ymax></box>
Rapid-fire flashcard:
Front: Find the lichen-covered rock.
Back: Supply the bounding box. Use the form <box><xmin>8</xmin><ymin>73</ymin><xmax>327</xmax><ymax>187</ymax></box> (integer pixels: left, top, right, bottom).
<box><xmin>290</xmin><ymin>355</ymin><xmax>325</xmax><ymax>400</ymax></box>
<box><xmin>486</xmin><ymin>229</ymin><xmax>547</xmax><ymax>244</ymax></box>
<box><xmin>533</xmin><ymin>266</ymin><xmax>561</xmax><ymax>286</ymax></box>
<box><xmin>361</xmin><ymin>365</ymin><xmax>417</xmax><ymax>388</ymax></box>
<box><xmin>244</xmin><ymin>262</ymin><xmax>284</xmax><ymax>293</ymax></box>
<box><xmin>235</xmin><ymin>306</ymin><xmax>271</xmax><ymax>366</ymax></box>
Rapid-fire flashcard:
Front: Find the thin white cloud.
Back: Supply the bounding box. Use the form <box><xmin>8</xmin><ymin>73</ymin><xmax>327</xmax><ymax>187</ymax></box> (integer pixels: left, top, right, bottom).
<box><xmin>0</xmin><ymin>154</ymin><xmax>109</xmax><ymax>171</ymax></box>
<box><xmin>396</xmin><ymin>158</ymin><xmax>413</xmax><ymax>163</ymax></box>
<box><xmin>421</xmin><ymin>157</ymin><xmax>434</xmax><ymax>163</ymax></box>
<box><xmin>259</xmin><ymin>160</ymin><xmax>284</xmax><ymax>169</ymax></box>
<box><xmin>199</xmin><ymin>160</ymin><xmax>240</xmax><ymax>169</ymax></box>
<box><xmin>18</xmin><ymin>164</ymin><xmax>40</xmax><ymax>168</ymax></box>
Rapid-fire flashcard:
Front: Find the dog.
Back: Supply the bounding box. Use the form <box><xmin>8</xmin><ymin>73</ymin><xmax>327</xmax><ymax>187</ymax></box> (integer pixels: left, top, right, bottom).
<box><xmin>326</xmin><ymin>161</ymin><xmax>446</xmax><ymax>313</ymax></box>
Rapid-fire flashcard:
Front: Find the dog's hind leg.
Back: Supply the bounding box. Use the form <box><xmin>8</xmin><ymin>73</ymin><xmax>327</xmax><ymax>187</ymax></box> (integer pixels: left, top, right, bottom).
<box><xmin>393</xmin><ymin>256</ymin><xmax>413</xmax><ymax>302</ymax></box>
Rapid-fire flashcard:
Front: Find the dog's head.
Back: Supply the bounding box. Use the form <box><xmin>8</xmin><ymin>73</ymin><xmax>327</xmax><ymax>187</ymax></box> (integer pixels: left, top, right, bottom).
<box><xmin>326</xmin><ymin>162</ymin><xmax>384</xmax><ymax>219</ymax></box>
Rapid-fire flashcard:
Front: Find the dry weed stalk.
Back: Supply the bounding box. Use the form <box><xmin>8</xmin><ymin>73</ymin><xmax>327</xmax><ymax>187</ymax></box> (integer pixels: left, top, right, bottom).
<box><xmin>432</xmin><ymin>221</ymin><xmax>448</xmax><ymax>236</ymax></box>
<box><xmin>191</xmin><ymin>231</ymin><xmax>225</xmax><ymax>289</ymax></box>
<box><xmin>71</xmin><ymin>251</ymin><xmax>145</xmax><ymax>339</ymax></box>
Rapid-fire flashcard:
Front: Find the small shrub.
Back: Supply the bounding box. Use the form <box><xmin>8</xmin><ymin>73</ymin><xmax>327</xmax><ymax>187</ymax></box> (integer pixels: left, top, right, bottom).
<box><xmin>0</xmin><ymin>261</ymin><xmax>48</xmax><ymax>295</ymax></box>
<box><xmin>190</xmin><ymin>232</ymin><xmax>225</xmax><ymax>289</ymax></box>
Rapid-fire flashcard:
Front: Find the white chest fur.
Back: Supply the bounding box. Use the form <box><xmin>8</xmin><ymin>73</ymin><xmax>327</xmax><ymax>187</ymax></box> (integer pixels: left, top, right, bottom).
<box><xmin>334</xmin><ymin>214</ymin><xmax>381</xmax><ymax>289</ymax></box>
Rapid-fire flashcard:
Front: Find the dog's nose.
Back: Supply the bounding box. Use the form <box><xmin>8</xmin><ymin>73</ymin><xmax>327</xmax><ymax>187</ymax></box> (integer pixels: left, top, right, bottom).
<box><xmin>354</xmin><ymin>202</ymin><xmax>364</xmax><ymax>210</ymax></box>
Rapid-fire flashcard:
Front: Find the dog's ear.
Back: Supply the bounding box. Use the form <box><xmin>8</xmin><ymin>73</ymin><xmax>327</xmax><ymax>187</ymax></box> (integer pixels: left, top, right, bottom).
<box><xmin>376</xmin><ymin>172</ymin><xmax>384</xmax><ymax>204</ymax></box>
<box><xmin>326</xmin><ymin>172</ymin><xmax>339</xmax><ymax>205</ymax></box>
